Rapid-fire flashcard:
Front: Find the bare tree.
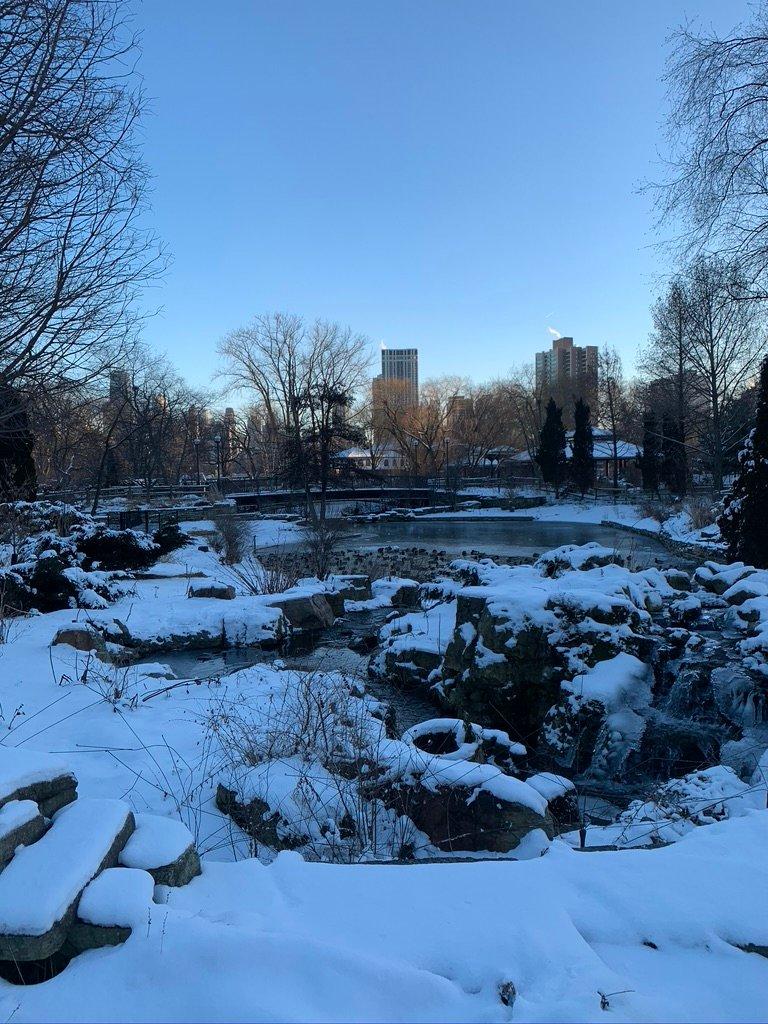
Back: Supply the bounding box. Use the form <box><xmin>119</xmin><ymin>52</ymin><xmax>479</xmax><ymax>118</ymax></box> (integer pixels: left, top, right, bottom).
<box><xmin>0</xmin><ymin>0</ymin><xmax>163</xmax><ymax>419</ymax></box>
<box><xmin>639</xmin><ymin>279</ymin><xmax>693</xmax><ymax>493</ymax></box>
<box><xmin>657</xmin><ymin>9</ymin><xmax>768</xmax><ymax>293</ymax></box>
<box><xmin>598</xmin><ymin>346</ymin><xmax>627</xmax><ymax>490</ymax></box>
<box><xmin>679</xmin><ymin>258</ymin><xmax>766</xmax><ymax>489</ymax></box>
<box><xmin>500</xmin><ymin>365</ymin><xmax>547</xmax><ymax>467</ymax></box>
<box><xmin>218</xmin><ymin>313</ymin><xmax>371</xmax><ymax>519</ymax></box>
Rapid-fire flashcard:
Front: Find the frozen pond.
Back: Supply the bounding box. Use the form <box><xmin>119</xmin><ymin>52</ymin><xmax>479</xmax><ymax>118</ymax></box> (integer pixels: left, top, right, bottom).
<box><xmin>332</xmin><ymin>518</ymin><xmax>685</xmax><ymax>568</ymax></box>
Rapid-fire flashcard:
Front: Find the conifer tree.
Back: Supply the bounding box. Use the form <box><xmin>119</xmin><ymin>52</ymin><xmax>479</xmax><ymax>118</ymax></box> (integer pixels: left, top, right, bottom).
<box><xmin>571</xmin><ymin>398</ymin><xmax>595</xmax><ymax>496</ymax></box>
<box><xmin>640</xmin><ymin>411</ymin><xmax>661</xmax><ymax>493</ymax></box>
<box><xmin>535</xmin><ymin>399</ymin><xmax>567</xmax><ymax>495</ymax></box>
<box><xmin>718</xmin><ymin>356</ymin><xmax>768</xmax><ymax>567</ymax></box>
<box><xmin>661</xmin><ymin>413</ymin><xmax>687</xmax><ymax>496</ymax></box>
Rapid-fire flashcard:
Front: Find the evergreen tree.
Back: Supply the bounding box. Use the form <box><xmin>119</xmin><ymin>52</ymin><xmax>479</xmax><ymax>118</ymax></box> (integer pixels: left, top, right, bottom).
<box><xmin>570</xmin><ymin>397</ymin><xmax>595</xmax><ymax>496</ymax></box>
<box><xmin>639</xmin><ymin>411</ymin><xmax>661</xmax><ymax>492</ymax></box>
<box><xmin>0</xmin><ymin>386</ymin><xmax>36</xmax><ymax>500</ymax></box>
<box><xmin>102</xmin><ymin>446</ymin><xmax>121</xmax><ymax>489</ymax></box>
<box><xmin>718</xmin><ymin>355</ymin><xmax>768</xmax><ymax>567</ymax></box>
<box><xmin>661</xmin><ymin>413</ymin><xmax>687</xmax><ymax>496</ymax></box>
<box><xmin>535</xmin><ymin>399</ymin><xmax>567</xmax><ymax>495</ymax></box>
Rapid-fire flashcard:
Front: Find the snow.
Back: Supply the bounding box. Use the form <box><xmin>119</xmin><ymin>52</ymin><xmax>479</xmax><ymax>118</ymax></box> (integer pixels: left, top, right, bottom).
<box><xmin>0</xmin><ymin>799</ymin><xmax>39</xmax><ymax>838</ymax></box>
<box><xmin>563</xmin><ymin>653</ymin><xmax>652</xmax><ymax>712</ymax></box>
<box><xmin>402</xmin><ymin>718</ymin><xmax>526</xmax><ymax>761</ymax></box>
<box><xmin>77</xmin><ymin>867</ymin><xmax>154</xmax><ymax>928</ymax></box>
<box><xmin>0</xmin><ymin>508</ymin><xmax>766</xmax><ymax>1019</ymax></box>
<box><xmin>4</xmin><ymin>813</ymin><xmax>768</xmax><ymax>1022</ymax></box>
<box><xmin>119</xmin><ymin>813</ymin><xmax>194</xmax><ymax>870</ymax></box>
<box><xmin>347</xmin><ymin>576</ymin><xmax>418</xmax><ymax>611</ymax></box>
<box><xmin>0</xmin><ymin>746</ymin><xmax>73</xmax><ymax>804</ymax></box>
<box><xmin>525</xmin><ymin>772</ymin><xmax>575</xmax><ymax>802</ymax></box>
<box><xmin>0</xmin><ymin>799</ymin><xmax>131</xmax><ymax>935</ymax></box>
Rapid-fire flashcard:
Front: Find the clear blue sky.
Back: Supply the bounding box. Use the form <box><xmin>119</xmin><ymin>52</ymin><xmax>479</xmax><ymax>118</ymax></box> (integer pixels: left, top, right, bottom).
<box><xmin>135</xmin><ymin>0</ymin><xmax>742</xmax><ymax>389</ymax></box>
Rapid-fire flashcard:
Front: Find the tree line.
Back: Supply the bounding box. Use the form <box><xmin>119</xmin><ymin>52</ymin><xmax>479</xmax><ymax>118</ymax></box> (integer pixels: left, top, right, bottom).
<box><xmin>3</xmin><ymin>1</ymin><xmax>768</xmax><ymax>522</ymax></box>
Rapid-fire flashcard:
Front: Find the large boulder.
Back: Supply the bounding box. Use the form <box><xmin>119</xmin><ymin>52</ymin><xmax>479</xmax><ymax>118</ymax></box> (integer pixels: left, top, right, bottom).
<box><xmin>443</xmin><ymin>594</ymin><xmax>563</xmax><ymax>736</ymax></box>
<box><xmin>268</xmin><ymin>592</ymin><xmax>336</xmax><ymax>630</ymax></box>
<box><xmin>383</xmin><ymin>765</ymin><xmax>552</xmax><ymax>854</ymax></box>
<box><xmin>52</xmin><ymin>625</ymin><xmax>109</xmax><ymax>655</ymax></box>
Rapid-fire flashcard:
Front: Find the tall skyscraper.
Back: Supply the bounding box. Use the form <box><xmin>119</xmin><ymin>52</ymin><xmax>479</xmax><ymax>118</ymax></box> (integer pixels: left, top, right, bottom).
<box><xmin>371</xmin><ymin>346</ymin><xmax>419</xmax><ymax>443</ymax></box>
<box><xmin>380</xmin><ymin>347</ymin><xmax>418</xmax><ymax>406</ymax></box>
<box><xmin>109</xmin><ymin>369</ymin><xmax>130</xmax><ymax>403</ymax></box>
<box><xmin>535</xmin><ymin>336</ymin><xmax>597</xmax><ymax>409</ymax></box>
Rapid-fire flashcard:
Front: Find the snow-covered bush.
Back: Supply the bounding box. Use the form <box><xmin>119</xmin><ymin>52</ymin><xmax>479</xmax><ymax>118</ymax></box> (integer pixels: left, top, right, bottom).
<box><xmin>73</xmin><ymin>523</ymin><xmax>159</xmax><ymax>570</ymax></box>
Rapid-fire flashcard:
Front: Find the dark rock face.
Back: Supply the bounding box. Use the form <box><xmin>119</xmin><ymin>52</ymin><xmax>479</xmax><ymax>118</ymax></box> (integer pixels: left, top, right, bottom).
<box><xmin>188</xmin><ymin>583</ymin><xmax>236</xmax><ymax>600</ymax></box>
<box><xmin>540</xmin><ymin>698</ymin><xmax>608</xmax><ymax>775</ymax></box>
<box><xmin>443</xmin><ymin>596</ymin><xmax>563</xmax><ymax>739</ymax></box>
<box><xmin>331</xmin><ymin>575</ymin><xmax>373</xmax><ymax>602</ymax></box>
<box><xmin>147</xmin><ymin>843</ymin><xmax>201</xmax><ymax>887</ymax></box>
<box><xmin>383</xmin><ymin>780</ymin><xmax>553</xmax><ymax>854</ymax></box>
<box><xmin>268</xmin><ymin>593</ymin><xmax>336</xmax><ymax>631</ymax></box>
<box><xmin>0</xmin><ymin>812</ymin><xmax>48</xmax><ymax>869</ymax></box>
<box><xmin>52</xmin><ymin>626</ymin><xmax>108</xmax><ymax>655</ymax></box>
<box><xmin>67</xmin><ymin>920</ymin><xmax>131</xmax><ymax>954</ymax></box>
<box><xmin>391</xmin><ymin>583</ymin><xmax>420</xmax><ymax>609</ymax></box>
<box><xmin>374</xmin><ymin>645</ymin><xmax>444</xmax><ymax>688</ymax></box>
<box><xmin>216</xmin><ymin>783</ymin><xmax>307</xmax><ymax>851</ymax></box>
<box><xmin>0</xmin><ymin>772</ymin><xmax>77</xmax><ymax>817</ymax></box>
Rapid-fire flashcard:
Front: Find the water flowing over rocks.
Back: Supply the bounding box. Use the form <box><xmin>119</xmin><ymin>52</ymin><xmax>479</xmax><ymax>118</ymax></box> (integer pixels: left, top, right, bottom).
<box><xmin>367</xmin><ymin>543</ymin><xmax>768</xmax><ymax>795</ymax></box>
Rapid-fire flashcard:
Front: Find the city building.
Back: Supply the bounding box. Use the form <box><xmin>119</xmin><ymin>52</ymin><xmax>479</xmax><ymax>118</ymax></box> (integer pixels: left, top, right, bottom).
<box><xmin>535</xmin><ymin>336</ymin><xmax>598</xmax><ymax>410</ymax></box>
<box><xmin>109</xmin><ymin>369</ymin><xmax>130</xmax><ymax>403</ymax></box>
<box><xmin>372</xmin><ymin>346</ymin><xmax>419</xmax><ymax>442</ymax></box>
<box><xmin>380</xmin><ymin>346</ymin><xmax>418</xmax><ymax>406</ymax></box>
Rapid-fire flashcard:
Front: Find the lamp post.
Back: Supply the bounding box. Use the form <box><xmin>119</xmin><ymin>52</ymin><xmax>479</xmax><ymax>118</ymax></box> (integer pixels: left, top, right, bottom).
<box><xmin>193</xmin><ymin>437</ymin><xmax>201</xmax><ymax>486</ymax></box>
<box><xmin>214</xmin><ymin>434</ymin><xmax>222</xmax><ymax>489</ymax></box>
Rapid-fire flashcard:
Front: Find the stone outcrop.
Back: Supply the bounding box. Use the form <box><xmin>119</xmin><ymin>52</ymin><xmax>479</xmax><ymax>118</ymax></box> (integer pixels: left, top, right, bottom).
<box><xmin>383</xmin><ymin>776</ymin><xmax>552</xmax><ymax>854</ymax></box>
<box><xmin>52</xmin><ymin>625</ymin><xmax>110</xmax><ymax>656</ymax></box>
<box><xmin>188</xmin><ymin>583</ymin><xmax>236</xmax><ymax>600</ymax></box>
<box><xmin>0</xmin><ymin>753</ymin><xmax>202</xmax><ymax>965</ymax></box>
<box><xmin>268</xmin><ymin>592</ymin><xmax>336</xmax><ymax>630</ymax></box>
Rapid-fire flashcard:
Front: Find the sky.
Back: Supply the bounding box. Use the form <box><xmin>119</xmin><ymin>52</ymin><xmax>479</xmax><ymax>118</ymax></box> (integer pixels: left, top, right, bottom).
<box><xmin>134</xmin><ymin>0</ymin><xmax>744</xmax><ymax>391</ymax></box>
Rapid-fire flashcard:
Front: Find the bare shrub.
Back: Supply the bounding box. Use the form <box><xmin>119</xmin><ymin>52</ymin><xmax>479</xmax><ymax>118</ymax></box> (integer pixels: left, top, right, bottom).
<box><xmin>302</xmin><ymin>518</ymin><xmax>344</xmax><ymax>580</ymax></box>
<box><xmin>206</xmin><ymin>670</ymin><xmax>416</xmax><ymax>863</ymax></box>
<box><xmin>58</xmin><ymin>649</ymin><xmax>139</xmax><ymax>709</ymax></box>
<box><xmin>211</xmin><ymin>508</ymin><xmax>250</xmax><ymax>564</ymax></box>
<box><xmin>686</xmin><ymin>495</ymin><xmax>715</xmax><ymax>531</ymax></box>
<box><xmin>0</xmin><ymin>579</ymin><xmax>22</xmax><ymax>645</ymax></box>
<box><xmin>637</xmin><ymin>495</ymin><xmax>663</xmax><ymax>523</ymax></box>
<box><xmin>223</xmin><ymin>551</ymin><xmax>299</xmax><ymax>596</ymax></box>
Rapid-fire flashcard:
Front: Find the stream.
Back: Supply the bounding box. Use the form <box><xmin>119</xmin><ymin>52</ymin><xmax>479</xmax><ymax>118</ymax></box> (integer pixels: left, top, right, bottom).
<box><xmin>142</xmin><ymin>607</ymin><xmax>439</xmax><ymax>732</ymax></box>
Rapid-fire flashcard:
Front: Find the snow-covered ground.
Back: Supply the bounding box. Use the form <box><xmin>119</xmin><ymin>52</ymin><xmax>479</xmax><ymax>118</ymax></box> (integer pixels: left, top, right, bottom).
<box><xmin>4</xmin><ymin>812</ymin><xmax>767</xmax><ymax>1022</ymax></box>
<box><xmin>0</xmin><ymin>512</ymin><xmax>766</xmax><ymax>1020</ymax></box>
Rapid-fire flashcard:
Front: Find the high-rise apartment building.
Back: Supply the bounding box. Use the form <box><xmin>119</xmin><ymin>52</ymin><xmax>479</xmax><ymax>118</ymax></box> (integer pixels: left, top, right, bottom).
<box><xmin>535</xmin><ymin>337</ymin><xmax>598</xmax><ymax>407</ymax></box>
<box><xmin>380</xmin><ymin>347</ymin><xmax>418</xmax><ymax>406</ymax></box>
